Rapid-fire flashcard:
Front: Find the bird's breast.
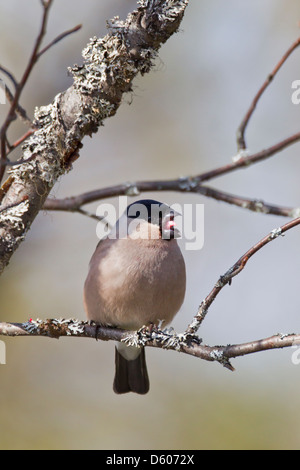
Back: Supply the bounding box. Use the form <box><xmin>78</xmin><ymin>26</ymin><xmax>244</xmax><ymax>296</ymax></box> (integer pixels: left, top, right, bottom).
<box><xmin>84</xmin><ymin>238</ymin><xmax>186</xmax><ymax>330</ymax></box>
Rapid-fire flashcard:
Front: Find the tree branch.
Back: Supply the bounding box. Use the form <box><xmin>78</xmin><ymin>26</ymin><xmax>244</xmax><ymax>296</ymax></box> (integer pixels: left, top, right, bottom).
<box><xmin>1</xmin><ymin>213</ymin><xmax>300</xmax><ymax>371</ymax></box>
<box><xmin>0</xmin><ymin>0</ymin><xmax>54</xmax><ymax>182</ymax></box>
<box><xmin>200</xmin><ymin>131</ymin><xmax>300</xmax><ymax>183</ymax></box>
<box><xmin>0</xmin><ymin>319</ymin><xmax>299</xmax><ymax>372</ymax></box>
<box><xmin>0</xmin><ymin>71</ymin><xmax>32</xmax><ymax>126</ymax></box>
<box><xmin>0</xmin><ymin>0</ymin><xmax>190</xmax><ymax>275</ymax></box>
<box><xmin>36</xmin><ymin>24</ymin><xmax>82</xmax><ymax>59</ymax></box>
<box><xmin>186</xmin><ymin>216</ymin><xmax>300</xmax><ymax>335</ymax></box>
<box><xmin>44</xmin><ymin>177</ymin><xmax>299</xmax><ymax>219</ymax></box>
<box><xmin>236</xmin><ymin>36</ymin><xmax>300</xmax><ymax>151</ymax></box>
<box><xmin>1</xmin><ymin>3</ymin><xmax>300</xmax><ymax>375</ymax></box>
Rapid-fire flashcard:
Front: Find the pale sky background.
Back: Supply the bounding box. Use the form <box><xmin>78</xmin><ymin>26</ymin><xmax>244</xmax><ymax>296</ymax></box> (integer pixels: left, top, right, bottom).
<box><xmin>0</xmin><ymin>0</ymin><xmax>300</xmax><ymax>450</ymax></box>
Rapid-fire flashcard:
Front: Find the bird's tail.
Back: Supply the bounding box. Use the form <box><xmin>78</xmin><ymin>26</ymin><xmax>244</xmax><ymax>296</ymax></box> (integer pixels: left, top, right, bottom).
<box><xmin>113</xmin><ymin>346</ymin><xmax>149</xmax><ymax>395</ymax></box>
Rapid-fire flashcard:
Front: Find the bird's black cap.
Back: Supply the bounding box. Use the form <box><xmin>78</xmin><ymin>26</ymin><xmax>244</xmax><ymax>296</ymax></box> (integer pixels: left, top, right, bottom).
<box><xmin>127</xmin><ymin>199</ymin><xmax>173</xmax><ymax>226</ymax></box>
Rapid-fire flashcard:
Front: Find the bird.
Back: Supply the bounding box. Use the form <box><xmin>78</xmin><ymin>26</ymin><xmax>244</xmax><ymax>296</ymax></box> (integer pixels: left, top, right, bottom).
<box><xmin>83</xmin><ymin>199</ymin><xmax>186</xmax><ymax>394</ymax></box>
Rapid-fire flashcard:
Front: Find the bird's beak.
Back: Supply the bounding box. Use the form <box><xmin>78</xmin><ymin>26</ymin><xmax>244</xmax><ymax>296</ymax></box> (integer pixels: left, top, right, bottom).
<box><xmin>162</xmin><ymin>212</ymin><xmax>181</xmax><ymax>239</ymax></box>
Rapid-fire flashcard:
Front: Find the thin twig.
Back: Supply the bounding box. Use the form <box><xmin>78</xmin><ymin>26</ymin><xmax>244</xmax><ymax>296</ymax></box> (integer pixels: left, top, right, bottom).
<box><xmin>6</xmin><ymin>129</ymin><xmax>36</xmax><ymax>155</ymax></box>
<box><xmin>200</xmin><ymin>131</ymin><xmax>300</xmax><ymax>183</ymax></box>
<box><xmin>236</xmin><ymin>37</ymin><xmax>300</xmax><ymax>151</ymax></box>
<box><xmin>0</xmin><ymin>79</ymin><xmax>32</xmax><ymax>125</ymax></box>
<box><xmin>0</xmin><ymin>0</ymin><xmax>53</xmax><ymax>183</ymax></box>
<box><xmin>0</xmin><ymin>152</ymin><xmax>39</xmax><ymax>168</ymax></box>
<box><xmin>43</xmin><ymin>178</ymin><xmax>299</xmax><ymax>219</ymax></box>
<box><xmin>77</xmin><ymin>208</ymin><xmax>110</xmax><ymax>224</ymax></box>
<box><xmin>42</xmin><ymin>127</ymin><xmax>300</xmax><ymax>217</ymax></box>
<box><xmin>0</xmin><ymin>23</ymin><xmax>82</xmax><ymax>162</ymax></box>
<box><xmin>185</xmin><ymin>216</ymin><xmax>300</xmax><ymax>335</ymax></box>
<box><xmin>195</xmin><ymin>185</ymin><xmax>298</xmax><ymax>217</ymax></box>
<box><xmin>37</xmin><ymin>24</ymin><xmax>82</xmax><ymax>58</ymax></box>
<box><xmin>0</xmin><ymin>65</ymin><xmax>18</xmax><ymax>90</ymax></box>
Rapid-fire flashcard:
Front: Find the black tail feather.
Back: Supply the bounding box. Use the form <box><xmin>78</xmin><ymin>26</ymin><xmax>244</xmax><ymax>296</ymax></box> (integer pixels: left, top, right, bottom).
<box><xmin>113</xmin><ymin>347</ymin><xmax>150</xmax><ymax>395</ymax></box>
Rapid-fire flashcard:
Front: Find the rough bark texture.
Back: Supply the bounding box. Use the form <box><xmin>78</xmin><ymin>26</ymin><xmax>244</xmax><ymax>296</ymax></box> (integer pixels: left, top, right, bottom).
<box><xmin>0</xmin><ymin>0</ymin><xmax>189</xmax><ymax>274</ymax></box>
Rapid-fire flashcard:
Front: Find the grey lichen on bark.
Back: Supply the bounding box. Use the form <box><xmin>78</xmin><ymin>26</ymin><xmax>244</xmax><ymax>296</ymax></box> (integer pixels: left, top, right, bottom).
<box><xmin>0</xmin><ymin>0</ymin><xmax>189</xmax><ymax>274</ymax></box>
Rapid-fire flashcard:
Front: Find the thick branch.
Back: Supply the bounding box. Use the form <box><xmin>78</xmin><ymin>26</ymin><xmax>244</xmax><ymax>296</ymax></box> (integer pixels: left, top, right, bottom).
<box><xmin>0</xmin><ymin>0</ymin><xmax>189</xmax><ymax>275</ymax></box>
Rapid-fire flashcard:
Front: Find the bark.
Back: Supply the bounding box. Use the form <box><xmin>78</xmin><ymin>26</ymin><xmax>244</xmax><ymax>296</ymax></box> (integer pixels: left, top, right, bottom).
<box><xmin>0</xmin><ymin>0</ymin><xmax>189</xmax><ymax>274</ymax></box>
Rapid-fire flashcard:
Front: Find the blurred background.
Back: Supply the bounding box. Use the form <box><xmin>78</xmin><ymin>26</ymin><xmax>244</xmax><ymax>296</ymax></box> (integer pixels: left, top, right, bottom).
<box><xmin>0</xmin><ymin>0</ymin><xmax>300</xmax><ymax>450</ymax></box>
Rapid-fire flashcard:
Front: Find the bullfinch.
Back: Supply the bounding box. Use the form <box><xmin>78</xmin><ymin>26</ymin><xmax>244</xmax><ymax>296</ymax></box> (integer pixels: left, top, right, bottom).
<box><xmin>83</xmin><ymin>199</ymin><xmax>186</xmax><ymax>394</ymax></box>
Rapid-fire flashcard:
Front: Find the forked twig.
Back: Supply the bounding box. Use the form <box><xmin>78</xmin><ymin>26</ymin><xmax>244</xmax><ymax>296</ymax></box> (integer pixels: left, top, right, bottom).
<box><xmin>0</xmin><ymin>3</ymin><xmax>81</xmax><ymax>183</ymax></box>
<box><xmin>37</xmin><ymin>24</ymin><xmax>82</xmax><ymax>58</ymax></box>
<box><xmin>0</xmin><ymin>0</ymin><xmax>53</xmax><ymax>183</ymax></box>
<box><xmin>236</xmin><ymin>37</ymin><xmax>300</xmax><ymax>151</ymax></box>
